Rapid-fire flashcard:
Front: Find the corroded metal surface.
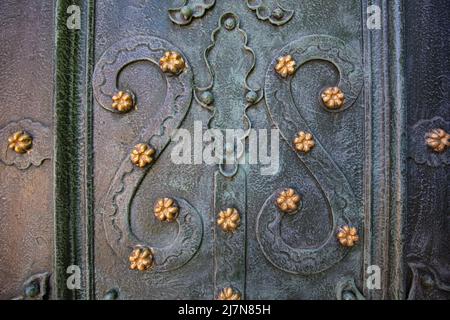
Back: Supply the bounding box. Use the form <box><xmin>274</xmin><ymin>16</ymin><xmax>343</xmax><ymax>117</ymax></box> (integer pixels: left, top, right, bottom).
<box><xmin>3</xmin><ymin>0</ymin><xmax>449</xmax><ymax>301</ymax></box>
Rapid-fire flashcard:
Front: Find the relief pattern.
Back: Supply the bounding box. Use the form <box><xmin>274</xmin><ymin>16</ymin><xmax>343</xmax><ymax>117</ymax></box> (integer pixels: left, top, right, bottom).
<box><xmin>258</xmin><ymin>35</ymin><xmax>363</xmax><ymax>274</ymax></box>
<box><xmin>93</xmin><ymin>36</ymin><xmax>203</xmax><ymax>272</ymax></box>
<box><xmin>0</xmin><ymin>119</ymin><xmax>51</xmax><ymax>170</ymax></box>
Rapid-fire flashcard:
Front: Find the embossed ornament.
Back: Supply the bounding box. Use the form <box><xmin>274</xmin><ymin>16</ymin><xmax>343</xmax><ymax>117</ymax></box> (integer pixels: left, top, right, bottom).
<box><xmin>8</xmin><ymin>131</ymin><xmax>32</xmax><ymax>154</ymax></box>
<box><xmin>337</xmin><ymin>226</ymin><xmax>359</xmax><ymax>247</ymax></box>
<box><xmin>425</xmin><ymin>128</ymin><xmax>450</xmax><ymax>153</ymax></box>
<box><xmin>276</xmin><ymin>188</ymin><xmax>301</xmax><ymax>213</ymax></box>
<box><xmin>129</xmin><ymin>246</ymin><xmax>153</xmax><ymax>271</ymax></box>
<box><xmin>217</xmin><ymin>287</ymin><xmax>241</xmax><ymax>300</ymax></box>
<box><xmin>321</xmin><ymin>87</ymin><xmax>345</xmax><ymax>109</ymax></box>
<box><xmin>159</xmin><ymin>51</ymin><xmax>186</xmax><ymax>74</ymax></box>
<box><xmin>217</xmin><ymin>208</ymin><xmax>240</xmax><ymax>232</ymax></box>
<box><xmin>112</xmin><ymin>91</ymin><xmax>134</xmax><ymax>112</ymax></box>
<box><xmin>130</xmin><ymin>143</ymin><xmax>155</xmax><ymax>168</ymax></box>
<box><xmin>154</xmin><ymin>198</ymin><xmax>179</xmax><ymax>222</ymax></box>
<box><xmin>294</xmin><ymin>131</ymin><xmax>315</xmax><ymax>153</ymax></box>
<box><xmin>275</xmin><ymin>55</ymin><xmax>296</xmax><ymax>78</ymax></box>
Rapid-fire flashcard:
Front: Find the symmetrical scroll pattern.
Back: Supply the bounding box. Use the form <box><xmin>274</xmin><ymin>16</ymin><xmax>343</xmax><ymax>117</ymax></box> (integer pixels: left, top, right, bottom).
<box><xmin>258</xmin><ymin>35</ymin><xmax>364</xmax><ymax>274</ymax></box>
<box><xmin>169</xmin><ymin>0</ymin><xmax>215</xmax><ymax>25</ymax></box>
<box><xmin>246</xmin><ymin>0</ymin><xmax>294</xmax><ymax>26</ymax></box>
<box><xmin>0</xmin><ymin>119</ymin><xmax>51</xmax><ymax>170</ymax></box>
<box><xmin>93</xmin><ymin>36</ymin><xmax>202</xmax><ymax>272</ymax></box>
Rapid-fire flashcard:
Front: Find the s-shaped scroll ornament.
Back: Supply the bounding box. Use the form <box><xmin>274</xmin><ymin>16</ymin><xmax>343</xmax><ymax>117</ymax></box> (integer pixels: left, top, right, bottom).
<box><xmin>93</xmin><ymin>36</ymin><xmax>203</xmax><ymax>272</ymax></box>
<box><xmin>258</xmin><ymin>35</ymin><xmax>363</xmax><ymax>274</ymax></box>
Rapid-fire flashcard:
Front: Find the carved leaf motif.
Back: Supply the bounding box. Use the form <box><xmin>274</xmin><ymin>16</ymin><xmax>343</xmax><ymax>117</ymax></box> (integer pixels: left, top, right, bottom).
<box><xmin>258</xmin><ymin>35</ymin><xmax>364</xmax><ymax>274</ymax></box>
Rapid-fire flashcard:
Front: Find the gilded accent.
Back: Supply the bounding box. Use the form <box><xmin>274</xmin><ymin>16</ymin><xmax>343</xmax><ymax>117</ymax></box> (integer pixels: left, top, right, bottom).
<box><xmin>129</xmin><ymin>246</ymin><xmax>153</xmax><ymax>271</ymax></box>
<box><xmin>8</xmin><ymin>131</ymin><xmax>32</xmax><ymax>154</ymax></box>
<box><xmin>159</xmin><ymin>51</ymin><xmax>186</xmax><ymax>74</ymax></box>
<box><xmin>337</xmin><ymin>226</ymin><xmax>359</xmax><ymax>247</ymax></box>
<box><xmin>217</xmin><ymin>287</ymin><xmax>241</xmax><ymax>300</ymax></box>
<box><xmin>275</xmin><ymin>55</ymin><xmax>296</xmax><ymax>78</ymax></box>
<box><xmin>217</xmin><ymin>208</ymin><xmax>241</xmax><ymax>232</ymax></box>
<box><xmin>321</xmin><ymin>87</ymin><xmax>345</xmax><ymax>109</ymax></box>
<box><xmin>112</xmin><ymin>91</ymin><xmax>134</xmax><ymax>112</ymax></box>
<box><xmin>294</xmin><ymin>131</ymin><xmax>315</xmax><ymax>153</ymax></box>
<box><xmin>130</xmin><ymin>143</ymin><xmax>155</xmax><ymax>168</ymax></box>
<box><xmin>154</xmin><ymin>198</ymin><xmax>179</xmax><ymax>222</ymax></box>
<box><xmin>425</xmin><ymin>128</ymin><xmax>450</xmax><ymax>153</ymax></box>
<box><xmin>276</xmin><ymin>188</ymin><xmax>301</xmax><ymax>213</ymax></box>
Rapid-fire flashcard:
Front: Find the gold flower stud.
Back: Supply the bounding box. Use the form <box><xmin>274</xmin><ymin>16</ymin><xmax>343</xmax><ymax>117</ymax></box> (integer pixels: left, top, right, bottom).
<box><xmin>276</xmin><ymin>188</ymin><xmax>301</xmax><ymax>214</ymax></box>
<box><xmin>275</xmin><ymin>55</ymin><xmax>296</xmax><ymax>78</ymax></box>
<box><xmin>217</xmin><ymin>287</ymin><xmax>241</xmax><ymax>300</ymax></box>
<box><xmin>154</xmin><ymin>198</ymin><xmax>179</xmax><ymax>222</ymax></box>
<box><xmin>217</xmin><ymin>208</ymin><xmax>241</xmax><ymax>233</ymax></box>
<box><xmin>130</xmin><ymin>143</ymin><xmax>155</xmax><ymax>168</ymax></box>
<box><xmin>321</xmin><ymin>86</ymin><xmax>345</xmax><ymax>109</ymax></box>
<box><xmin>159</xmin><ymin>51</ymin><xmax>186</xmax><ymax>74</ymax></box>
<box><xmin>129</xmin><ymin>246</ymin><xmax>153</xmax><ymax>271</ymax></box>
<box><xmin>425</xmin><ymin>128</ymin><xmax>450</xmax><ymax>153</ymax></box>
<box><xmin>294</xmin><ymin>131</ymin><xmax>315</xmax><ymax>153</ymax></box>
<box><xmin>337</xmin><ymin>226</ymin><xmax>359</xmax><ymax>247</ymax></box>
<box><xmin>8</xmin><ymin>131</ymin><xmax>32</xmax><ymax>154</ymax></box>
<box><xmin>112</xmin><ymin>91</ymin><xmax>134</xmax><ymax>112</ymax></box>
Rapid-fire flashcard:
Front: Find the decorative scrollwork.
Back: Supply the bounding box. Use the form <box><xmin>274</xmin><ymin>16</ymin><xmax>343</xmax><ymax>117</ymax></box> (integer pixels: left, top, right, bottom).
<box><xmin>169</xmin><ymin>0</ymin><xmax>215</xmax><ymax>25</ymax></box>
<box><xmin>257</xmin><ymin>35</ymin><xmax>363</xmax><ymax>274</ymax></box>
<box><xmin>94</xmin><ymin>36</ymin><xmax>202</xmax><ymax>272</ymax></box>
<box><xmin>0</xmin><ymin>119</ymin><xmax>51</xmax><ymax>170</ymax></box>
<box><xmin>246</xmin><ymin>0</ymin><xmax>294</xmax><ymax>26</ymax></box>
<box><xmin>193</xmin><ymin>12</ymin><xmax>262</xmax><ymax>177</ymax></box>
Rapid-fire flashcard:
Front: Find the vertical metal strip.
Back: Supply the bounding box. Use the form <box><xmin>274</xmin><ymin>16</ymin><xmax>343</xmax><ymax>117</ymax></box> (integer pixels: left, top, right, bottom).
<box><xmin>213</xmin><ymin>168</ymin><xmax>247</xmax><ymax>299</ymax></box>
<box><xmin>53</xmin><ymin>0</ymin><xmax>95</xmax><ymax>299</ymax></box>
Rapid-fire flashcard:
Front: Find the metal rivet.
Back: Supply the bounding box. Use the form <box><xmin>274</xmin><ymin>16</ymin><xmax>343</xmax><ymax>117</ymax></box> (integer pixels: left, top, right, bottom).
<box><xmin>224</xmin><ymin>17</ymin><xmax>236</xmax><ymax>30</ymax></box>
<box><xmin>276</xmin><ymin>188</ymin><xmax>301</xmax><ymax>214</ymax></box>
<box><xmin>272</xmin><ymin>8</ymin><xmax>284</xmax><ymax>19</ymax></box>
<box><xmin>246</xmin><ymin>91</ymin><xmax>258</xmax><ymax>104</ymax></box>
<box><xmin>217</xmin><ymin>287</ymin><xmax>241</xmax><ymax>300</ymax></box>
<box><xmin>160</xmin><ymin>51</ymin><xmax>186</xmax><ymax>74</ymax></box>
<box><xmin>275</xmin><ymin>55</ymin><xmax>296</xmax><ymax>78</ymax></box>
<box><xmin>217</xmin><ymin>208</ymin><xmax>241</xmax><ymax>233</ymax></box>
<box><xmin>321</xmin><ymin>87</ymin><xmax>345</xmax><ymax>109</ymax></box>
<box><xmin>425</xmin><ymin>128</ymin><xmax>450</xmax><ymax>153</ymax></box>
<box><xmin>24</xmin><ymin>282</ymin><xmax>39</xmax><ymax>298</ymax></box>
<box><xmin>130</xmin><ymin>143</ymin><xmax>155</xmax><ymax>168</ymax></box>
<box><xmin>293</xmin><ymin>131</ymin><xmax>315</xmax><ymax>154</ymax></box>
<box><xmin>112</xmin><ymin>91</ymin><xmax>134</xmax><ymax>112</ymax></box>
<box><xmin>154</xmin><ymin>198</ymin><xmax>179</xmax><ymax>222</ymax></box>
<box><xmin>8</xmin><ymin>131</ymin><xmax>32</xmax><ymax>154</ymax></box>
<box><xmin>180</xmin><ymin>5</ymin><xmax>193</xmax><ymax>20</ymax></box>
<box><xmin>129</xmin><ymin>246</ymin><xmax>153</xmax><ymax>271</ymax></box>
<box><xmin>337</xmin><ymin>226</ymin><xmax>359</xmax><ymax>247</ymax></box>
<box><xmin>200</xmin><ymin>91</ymin><xmax>214</xmax><ymax>105</ymax></box>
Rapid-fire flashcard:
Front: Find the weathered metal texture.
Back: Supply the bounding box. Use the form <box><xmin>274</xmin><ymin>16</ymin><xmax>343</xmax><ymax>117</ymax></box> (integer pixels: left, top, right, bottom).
<box><xmin>89</xmin><ymin>0</ymin><xmax>403</xmax><ymax>300</ymax></box>
<box><xmin>405</xmin><ymin>0</ymin><xmax>450</xmax><ymax>300</ymax></box>
<box><xmin>0</xmin><ymin>1</ymin><xmax>54</xmax><ymax>299</ymax></box>
<box><xmin>0</xmin><ymin>0</ymin><xmax>423</xmax><ymax>300</ymax></box>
